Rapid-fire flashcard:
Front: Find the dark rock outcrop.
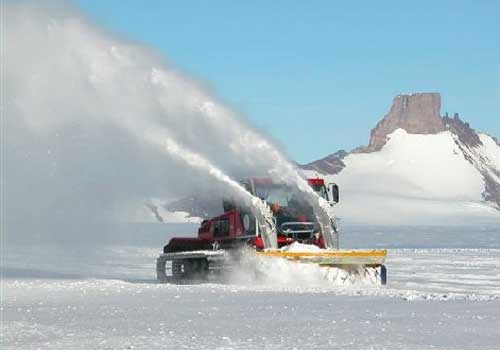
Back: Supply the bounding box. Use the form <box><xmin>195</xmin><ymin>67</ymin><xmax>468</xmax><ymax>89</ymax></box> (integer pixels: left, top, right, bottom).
<box><xmin>144</xmin><ymin>203</ymin><xmax>164</xmax><ymax>222</ymax></box>
<box><xmin>301</xmin><ymin>150</ymin><xmax>348</xmax><ymax>175</ymax></box>
<box><xmin>443</xmin><ymin>113</ymin><xmax>482</xmax><ymax>148</ymax></box>
<box><xmin>484</xmin><ymin>175</ymin><xmax>500</xmax><ymax>209</ymax></box>
<box><xmin>368</xmin><ymin>93</ymin><xmax>446</xmax><ymax>150</ymax></box>
<box><xmin>165</xmin><ymin>196</ymin><xmax>223</xmax><ymax>220</ymax></box>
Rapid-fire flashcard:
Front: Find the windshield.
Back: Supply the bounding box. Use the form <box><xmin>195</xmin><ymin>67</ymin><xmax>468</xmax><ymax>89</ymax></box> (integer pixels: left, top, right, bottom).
<box><xmin>254</xmin><ymin>184</ymin><xmax>303</xmax><ymax>207</ymax></box>
<box><xmin>254</xmin><ymin>183</ymin><xmax>329</xmax><ymax>206</ymax></box>
<box><xmin>311</xmin><ymin>184</ymin><xmax>329</xmax><ymax>201</ymax></box>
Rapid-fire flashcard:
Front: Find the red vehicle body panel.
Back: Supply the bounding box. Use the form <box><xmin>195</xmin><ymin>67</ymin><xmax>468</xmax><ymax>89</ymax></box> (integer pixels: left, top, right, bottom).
<box><xmin>307</xmin><ymin>178</ymin><xmax>325</xmax><ymax>186</ymax></box>
<box><xmin>164</xmin><ymin>210</ymin><xmax>250</xmax><ymax>253</ymax></box>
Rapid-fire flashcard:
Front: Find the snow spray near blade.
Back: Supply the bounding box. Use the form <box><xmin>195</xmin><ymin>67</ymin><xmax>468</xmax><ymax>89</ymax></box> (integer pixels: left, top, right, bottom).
<box><xmin>229</xmin><ymin>247</ymin><xmax>381</xmax><ymax>287</ymax></box>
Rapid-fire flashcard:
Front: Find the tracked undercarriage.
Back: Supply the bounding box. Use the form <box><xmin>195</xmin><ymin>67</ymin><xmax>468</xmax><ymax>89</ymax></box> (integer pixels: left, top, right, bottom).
<box><xmin>156</xmin><ymin>248</ymin><xmax>387</xmax><ymax>285</ymax></box>
<box><xmin>156</xmin><ymin>250</ymin><xmax>228</xmax><ymax>283</ymax></box>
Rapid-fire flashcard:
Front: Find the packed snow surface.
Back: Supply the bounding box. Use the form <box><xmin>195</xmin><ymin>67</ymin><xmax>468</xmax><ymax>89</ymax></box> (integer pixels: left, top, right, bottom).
<box><xmin>3</xmin><ymin>225</ymin><xmax>500</xmax><ymax>349</ymax></box>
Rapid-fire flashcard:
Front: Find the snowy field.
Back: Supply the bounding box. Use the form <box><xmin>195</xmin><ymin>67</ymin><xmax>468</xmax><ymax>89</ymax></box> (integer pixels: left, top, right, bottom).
<box><xmin>2</xmin><ymin>225</ymin><xmax>500</xmax><ymax>349</ymax></box>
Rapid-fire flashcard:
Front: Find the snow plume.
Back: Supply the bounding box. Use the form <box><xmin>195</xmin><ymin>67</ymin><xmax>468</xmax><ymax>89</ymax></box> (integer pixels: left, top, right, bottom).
<box><xmin>3</xmin><ymin>1</ymin><xmax>313</xmax><ymax>244</ymax></box>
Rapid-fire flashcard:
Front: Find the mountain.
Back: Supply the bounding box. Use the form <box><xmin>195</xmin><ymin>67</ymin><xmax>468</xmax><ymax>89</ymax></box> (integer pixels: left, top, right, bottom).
<box><xmin>300</xmin><ymin>150</ymin><xmax>348</xmax><ymax>175</ymax></box>
<box><xmin>302</xmin><ymin>92</ymin><xmax>500</xmax><ymax>224</ymax></box>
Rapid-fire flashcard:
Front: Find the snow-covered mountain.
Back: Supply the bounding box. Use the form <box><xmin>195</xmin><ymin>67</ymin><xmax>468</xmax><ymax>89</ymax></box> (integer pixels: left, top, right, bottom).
<box><xmin>302</xmin><ymin>93</ymin><xmax>500</xmax><ymax>224</ymax></box>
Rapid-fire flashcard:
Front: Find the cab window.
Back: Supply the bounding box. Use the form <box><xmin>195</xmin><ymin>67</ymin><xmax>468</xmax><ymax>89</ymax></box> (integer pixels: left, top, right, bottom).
<box><xmin>213</xmin><ymin>218</ymin><xmax>230</xmax><ymax>237</ymax></box>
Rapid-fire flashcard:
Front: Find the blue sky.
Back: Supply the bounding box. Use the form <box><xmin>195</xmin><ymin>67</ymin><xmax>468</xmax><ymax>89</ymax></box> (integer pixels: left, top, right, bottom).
<box><xmin>77</xmin><ymin>0</ymin><xmax>499</xmax><ymax>163</ymax></box>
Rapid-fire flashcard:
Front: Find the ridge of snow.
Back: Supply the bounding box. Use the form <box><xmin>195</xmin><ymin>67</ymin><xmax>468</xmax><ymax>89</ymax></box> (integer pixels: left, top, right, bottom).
<box><xmin>336</xmin><ymin>129</ymin><xmax>484</xmax><ymax>200</ymax></box>
<box><xmin>324</xmin><ymin>129</ymin><xmax>500</xmax><ymax>224</ymax></box>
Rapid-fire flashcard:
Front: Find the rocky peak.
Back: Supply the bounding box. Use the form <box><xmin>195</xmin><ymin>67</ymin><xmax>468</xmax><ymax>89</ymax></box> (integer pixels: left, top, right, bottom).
<box><xmin>443</xmin><ymin>113</ymin><xmax>482</xmax><ymax>148</ymax></box>
<box><xmin>368</xmin><ymin>93</ymin><xmax>446</xmax><ymax>150</ymax></box>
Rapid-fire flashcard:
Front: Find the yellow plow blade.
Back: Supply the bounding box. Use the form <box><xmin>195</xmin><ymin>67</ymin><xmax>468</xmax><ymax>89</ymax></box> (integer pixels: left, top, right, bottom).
<box><xmin>256</xmin><ymin>249</ymin><xmax>387</xmax><ymax>266</ymax></box>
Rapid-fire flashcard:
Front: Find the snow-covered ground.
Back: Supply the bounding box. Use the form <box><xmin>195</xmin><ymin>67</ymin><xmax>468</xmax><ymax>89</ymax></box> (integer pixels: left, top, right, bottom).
<box><xmin>3</xmin><ymin>274</ymin><xmax>499</xmax><ymax>350</ymax></box>
<box><xmin>2</xmin><ymin>225</ymin><xmax>500</xmax><ymax>349</ymax></box>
